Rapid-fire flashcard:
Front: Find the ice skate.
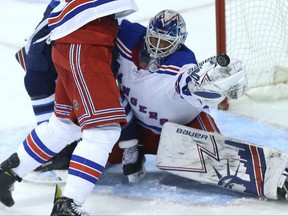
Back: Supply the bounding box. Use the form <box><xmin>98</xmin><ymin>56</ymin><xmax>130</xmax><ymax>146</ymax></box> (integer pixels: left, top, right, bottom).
<box><xmin>277</xmin><ymin>168</ymin><xmax>288</xmax><ymax>200</ymax></box>
<box><xmin>119</xmin><ymin>140</ymin><xmax>146</xmax><ymax>184</ymax></box>
<box><xmin>50</xmin><ymin>185</ymin><xmax>89</xmax><ymax>216</ymax></box>
<box><xmin>0</xmin><ymin>153</ymin><xmax>22</xmax><ymax>207</ymax></box>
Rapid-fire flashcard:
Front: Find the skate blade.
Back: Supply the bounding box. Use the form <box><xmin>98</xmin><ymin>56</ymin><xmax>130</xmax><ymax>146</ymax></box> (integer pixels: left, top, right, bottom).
<box><xmin>127</xmin><ymin>167</ymin><xmax>146</xmax><ymax>185</ymax></box>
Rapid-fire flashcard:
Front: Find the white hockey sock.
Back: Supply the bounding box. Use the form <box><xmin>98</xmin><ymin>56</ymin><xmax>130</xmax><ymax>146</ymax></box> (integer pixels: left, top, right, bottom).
<box><xmin>31</xmin><ymin>94</ymin><xmax>55</xmax><ymax>125</ymax></box>
<box><xmin>63</xmin><ymin>123</ymin><xmax>121</xmax><ymax>205</ymax></box>
<box><xmin>12</xmin><ymin>114</ymin><xmax>81</xmax><ymax>177</ymax></box>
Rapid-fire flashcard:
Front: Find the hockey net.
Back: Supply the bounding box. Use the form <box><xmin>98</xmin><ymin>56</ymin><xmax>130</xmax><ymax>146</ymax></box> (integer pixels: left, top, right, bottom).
<box><xmin>216</xmin><ymin>0</ymin><xmax>288</xmax><ymax>103</ymax></box>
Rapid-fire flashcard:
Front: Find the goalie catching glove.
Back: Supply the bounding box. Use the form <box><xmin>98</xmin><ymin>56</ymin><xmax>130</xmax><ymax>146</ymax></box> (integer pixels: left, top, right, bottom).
<box><xmin>186</xmin><ymin>57</ymin><xmax>247</xmax><ymax>105</ymax></box>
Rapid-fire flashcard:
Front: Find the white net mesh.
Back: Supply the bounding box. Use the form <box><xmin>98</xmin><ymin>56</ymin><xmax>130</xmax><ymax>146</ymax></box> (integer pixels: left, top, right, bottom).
<box><xmin>225</xmin><ymin>0</ymin><xmax>288</xmax><ymax>98</ymax></box>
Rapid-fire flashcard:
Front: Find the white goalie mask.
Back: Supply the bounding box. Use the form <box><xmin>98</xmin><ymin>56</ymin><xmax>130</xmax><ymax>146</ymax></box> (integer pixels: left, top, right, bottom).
<box><xmin>145</xmin><ymin>9</ymin><xmax>188</xmax><ymax>59</ymax></box>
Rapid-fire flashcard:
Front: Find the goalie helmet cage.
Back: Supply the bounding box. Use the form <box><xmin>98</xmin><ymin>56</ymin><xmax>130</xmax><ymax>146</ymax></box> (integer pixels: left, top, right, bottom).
<box><xmin>215</xmin><ymin>0</ymin><xmax>288</xmax><ymax>110</ymax></box>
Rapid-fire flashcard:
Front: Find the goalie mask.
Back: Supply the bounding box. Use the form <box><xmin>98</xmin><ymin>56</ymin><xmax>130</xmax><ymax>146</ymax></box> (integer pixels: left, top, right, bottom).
<box><xmin>145</xmin><ymin>9</ymin><xmax>188</xmax><ymax>59</ymax></box>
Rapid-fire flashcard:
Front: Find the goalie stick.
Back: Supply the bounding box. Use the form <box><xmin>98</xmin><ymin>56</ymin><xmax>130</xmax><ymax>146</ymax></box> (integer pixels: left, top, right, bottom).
<box><xmin>156</xmin><ymin>122</ymin><xmax>288</xmax><ymax>200</ymax></box>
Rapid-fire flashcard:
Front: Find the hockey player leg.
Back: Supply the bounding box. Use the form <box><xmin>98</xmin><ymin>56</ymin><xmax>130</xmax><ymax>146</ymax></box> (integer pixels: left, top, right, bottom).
<box><xmin>265</xmin><ymin>155</ymin><xmax>288</xmax><ymax>200</ymax></box>
<box><xmin>51</xmin><ymin>123</ymin><xmax>121</xmax><ymax>216</ymax></box>
<box><xmin>119</xmin><ymin>139</ymin><xmax>146</xmax><ymax>184</ymax></box>
<box><xmin>13</xmin><ymin>114</ymin><xmax>81</xmax><ymax>176</ymax></box>
<box><xmin>26</xmin><ymin>141</ymin><xmax>78</xmax><ymax>184</ymax></box>
<box><xmin>30</xmin><ymin>94</ymin><xmax>55</xmax><ymax>125</ymax></box>
<box><xmin>0</xmin><ymin>114</ymin><xmax>81</xmax><ymax>207</ymax></box>
<box><xmin>118</xmin><ymin>113</ymin><xmax>146</xmax><ymax>184</ymax></box>
<box><xmin>277</xmin><ymin>168</ymin><xmax>288</xmax><ymax>199</ymax></box>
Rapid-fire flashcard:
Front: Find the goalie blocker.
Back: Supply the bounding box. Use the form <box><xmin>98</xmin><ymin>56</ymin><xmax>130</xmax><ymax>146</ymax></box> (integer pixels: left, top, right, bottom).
<box><xmin>156</xmin><ymin>122</ymin><xmax>288</xmax><ymax>200</ymax></box>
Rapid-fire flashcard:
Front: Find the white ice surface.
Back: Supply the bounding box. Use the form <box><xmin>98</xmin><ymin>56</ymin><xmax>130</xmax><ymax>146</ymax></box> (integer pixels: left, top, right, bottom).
<box><xmin>0</xmin><ymin>0</ymin><xmax>288</xmax><ymax>215</ymax></box>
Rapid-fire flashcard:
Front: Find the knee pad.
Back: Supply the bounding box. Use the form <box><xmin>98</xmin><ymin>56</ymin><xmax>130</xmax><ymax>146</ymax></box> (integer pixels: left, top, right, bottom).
<box><xmin>35</xmin><ymin>113</ymin><xmax>82</xmax><ymax>147</ymax></box>
<box><xmin>71</xmin><ymin>123</ymin><xmax>121</xmax><ymax>167</ymax></box>
<box><xmin>82</xmin><ymin>123</ymin><xmax>121</xmax><ymax>151</ymax></box>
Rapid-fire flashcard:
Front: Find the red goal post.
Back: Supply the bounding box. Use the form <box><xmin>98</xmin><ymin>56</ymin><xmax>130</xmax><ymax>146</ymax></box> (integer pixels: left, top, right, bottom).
<box><xmin>215</xmin><ymin>0</ymin><xmax>288</xmax><ymax>110</ymax></box>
